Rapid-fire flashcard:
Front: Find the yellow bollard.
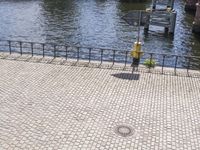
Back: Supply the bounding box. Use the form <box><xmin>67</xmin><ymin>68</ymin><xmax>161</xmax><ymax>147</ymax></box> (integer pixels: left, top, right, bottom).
<box><xmin>131</xmin><ymin>42</ymin><xmax>143</xmax><ymax>72</ymax></box>
<box><xmin>131</xmin><ymin>42</ymin><xmax>143</xmax><ymax>59</ymax></box>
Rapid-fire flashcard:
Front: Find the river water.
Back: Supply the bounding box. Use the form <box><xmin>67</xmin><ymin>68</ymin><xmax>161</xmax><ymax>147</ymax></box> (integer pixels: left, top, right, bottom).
<box><xmin>0</xmin><ymin>0</ymin><xmax>199</xmax><ymax>58</ymax></box>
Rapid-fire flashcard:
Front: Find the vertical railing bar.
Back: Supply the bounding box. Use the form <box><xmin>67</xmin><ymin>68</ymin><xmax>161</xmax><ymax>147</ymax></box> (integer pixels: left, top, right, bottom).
<box><xmin>54</xmin><ymin>45</ymin><xmax>56</xmax><ymax>58</ymax></box>
<box><xmin>162</xmin><ymin>55</ymin><xmax>166</xmax><ymax>74</ymax></box>
<box><xmin>124</xmin><ymin>51</ymin><xmax>128</xmax><ymax>68</ymax></box>
<box><xmin>31</xmin><ymin>43</ymin><xmax>33</xmax><ymax>57</ymax></box>
<box><xmin>100</xmin><ymin>49</ymin><xmax>103</xmax><ymax>64</ymax></box>
<box><xmin>77</xmin><ymin>47</ymin><xmax>80</xmax><ymax>62</ymax></box>
<box><xmin>89</xmin><ymin>48</ymin><xmax>91</xmax><ymax>63</ymax></box>
<box><xmin>187</xmin><ymin>57</ymin><xmax>190</xmax><ymax>76</ymax></box>
<box><xmin>174</xmin><ymin>55</ymin><xmax>178</xmax><ymax>75</ymax></box>
<box><xmin>19</xmin><ymin>41</ymin><xmax>22</xmax><ymax>55</ymax></box>
<box><xmin>65</xmin><ymin>46</ymin><xmax>68</xmax><ymax>60</ymax></box>
<box><xmin>42</xmin><ymin>43</ymin><xmax>45</xmax><ymax>57</ymax></box>
<box><xmin>113</xmin><ymin>50</ymin><xmax>115</xmax><ymax>65</ymax></box>
<box><xmin>8</xmin><ymin>41</ymin><xmax>11</xmax><ymax>54</ymax></box>
<box><xmin>149</xmin><ymin>53</ymin><xmax>153</xmax><ymax>72</ymax></box>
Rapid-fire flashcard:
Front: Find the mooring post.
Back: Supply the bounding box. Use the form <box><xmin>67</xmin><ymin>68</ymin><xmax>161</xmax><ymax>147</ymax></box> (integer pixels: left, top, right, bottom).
<box><xmin>152</xmin><ymin>0</ymin><xmax>156</xmax><ymax>10</ymax></box>
<box><xmin>185</xmin><ymin>0</ymin><xmax>198</xmax><ymax>12</ymax></box>
<box><xmin>144</xmin><ymin>10</ymin><xmax>151</xmax><ymax>32</ymax></box>
<box><xmin>169</xmin><ymin>10</ymin><xmax>177</xmax><ymax>34</ymax></box>
<box><xmin>165</xmin><ymin>27</ymin><xmax>169</xmax><ymax>33</ymax></box>
<box><xmin>167</xmin><ymin>0</ymin><xmax>175</xmax><ymax>9</ymax></box>
<box><xmin>192</xmin><ymin>0</ymin><xmax>200</xmax><ymax>34</ymax></box>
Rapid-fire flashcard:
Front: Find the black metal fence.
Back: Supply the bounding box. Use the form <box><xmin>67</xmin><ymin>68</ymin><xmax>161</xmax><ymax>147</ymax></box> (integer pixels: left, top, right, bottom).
<box><xmin>0</xmin><ymin>40</ymin><xmax>200</xmax><ymax>73</ymax></box>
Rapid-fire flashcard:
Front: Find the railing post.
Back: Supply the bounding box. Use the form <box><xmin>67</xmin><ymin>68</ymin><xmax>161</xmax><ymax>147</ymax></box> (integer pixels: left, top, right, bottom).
<box><xmin>77</xmin><ymin>47</ymin><xmax>80</xmax><ymax>62</ymax></box>
<box><xmin>113</xmin><ymin>50</ymin><xmax>116</xmax><ymax>65</ymax></box>
<box><xmin>31</xmin><ymin>43</ymin><xmax>33</xmax><ymax>56</ymax></box>
<box><xmin>42</xmin><ymin>43</ymin><xmax>45</xmax><ymax>57</ymax></box>
<box><xmin>162</xmin><ymin>55</ymin><xmax>166</xmax><ymax>74</ymax></box>
<box><xmin>65</xmin><ymin>46</ymin><xmax>68</xmax><ymax>60</ymax></box>
<box><xmin>124</xmin><ymin>51</ymin><xmax>128</xmax><ymax>68</ymax></box>
<box><xmin>149</xmin><ymin>53</ymin><xmax>153</xmax><ymax>72</ymax></box>
<box><xmin>100</xmin><ymin>49</ymin><xmax>103</xmax><ymax>64</ymax></box>
<box><xmin>187</xmin><ymin>57</ymin><xmax>191</xmax><ymax>76</ymax></box>
<box><xmin>54</xmin><ymin>45</ymin><xmax>56</xmax><ymax>58</ymax></box>
<box><xmin>89</xmin><ymin>48</ymin><xmax>92</xmax><ymax>63</ymax></box>
<box><xmin>8</xmin><ymin>41</ymin><xmax>11</xmax><ymax>54</ymax></box>
<box><xmin>174</xmin><ymin>55</ymin><xmax>178</xmax><ymax>75</ymax></box>
<box><xmin>19</xmin><ymin>41</ymin><xmax>22</xmax><ymax>55</ymax></box>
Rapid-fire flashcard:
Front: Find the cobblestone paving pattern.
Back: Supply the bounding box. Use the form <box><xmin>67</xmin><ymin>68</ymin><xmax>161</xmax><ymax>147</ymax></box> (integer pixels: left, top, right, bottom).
<box><xmin>0</xmin><ymin>59</ymin><xmax>200</xmax><ymax>150</ymax></box>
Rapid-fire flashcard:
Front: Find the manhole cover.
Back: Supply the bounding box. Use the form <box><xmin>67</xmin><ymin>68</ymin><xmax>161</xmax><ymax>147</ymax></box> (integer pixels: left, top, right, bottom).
<box><xmin>114</xmin><ymin>125</ymin><xmax>134</xmax><ymax>137</ymax></box>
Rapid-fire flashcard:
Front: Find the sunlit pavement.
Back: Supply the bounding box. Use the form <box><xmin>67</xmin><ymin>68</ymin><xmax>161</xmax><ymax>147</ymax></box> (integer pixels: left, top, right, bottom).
<box><xmin>0</xmin><ymin>57</ymin><xmax>200</xmax><ymax>150</ymax></box>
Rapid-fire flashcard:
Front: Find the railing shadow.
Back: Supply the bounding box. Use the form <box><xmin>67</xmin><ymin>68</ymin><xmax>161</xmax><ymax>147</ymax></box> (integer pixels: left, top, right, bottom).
<box><xmin>111</xmin><ymin>73</ymin><xmax>140</xmax><ymax>80</ymax></box>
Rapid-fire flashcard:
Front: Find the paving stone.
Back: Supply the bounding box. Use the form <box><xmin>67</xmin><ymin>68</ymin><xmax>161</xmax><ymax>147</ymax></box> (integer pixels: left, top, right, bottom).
<box><xmin>0</xmin><ymin>59</ymin><xmax>200</xmax><ymax>149</ymax></box>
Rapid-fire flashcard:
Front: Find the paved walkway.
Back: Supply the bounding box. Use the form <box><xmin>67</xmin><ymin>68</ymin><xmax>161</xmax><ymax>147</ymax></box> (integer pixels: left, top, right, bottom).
<box><xmin>0</xmin><ymin>58</ymin><xmax>200</xmax><ymax>150</ymax></box>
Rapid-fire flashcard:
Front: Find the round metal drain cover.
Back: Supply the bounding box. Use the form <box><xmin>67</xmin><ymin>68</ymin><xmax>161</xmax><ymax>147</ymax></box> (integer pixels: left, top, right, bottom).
<box><xmin>115</xmin><ymin>125</ymin><xmax>134</xmax><ymax>137</ymax></box>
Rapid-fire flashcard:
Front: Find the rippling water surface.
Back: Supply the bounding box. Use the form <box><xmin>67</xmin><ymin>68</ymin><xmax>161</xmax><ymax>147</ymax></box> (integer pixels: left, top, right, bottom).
<box><xmin>0</xmin><ymin>0</ymin><xmax>199</xmax><ymax>56</ymax></box>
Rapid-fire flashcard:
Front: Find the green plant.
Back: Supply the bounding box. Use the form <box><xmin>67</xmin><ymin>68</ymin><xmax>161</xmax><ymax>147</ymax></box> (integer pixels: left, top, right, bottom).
<box><xmin>143</xmin><ymin>59</ymin><xmax>156</xmax><ymax>68</ymax></box>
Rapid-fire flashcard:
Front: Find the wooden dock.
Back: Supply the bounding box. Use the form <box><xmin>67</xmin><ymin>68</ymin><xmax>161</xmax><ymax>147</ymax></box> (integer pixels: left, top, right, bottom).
<box><xmin>122</xmin><ymin>0</ymin><xmax>177</xmax><ymax>34</ymax></box>
<box><xmin>146</xmin><ymin>0</ymin><xmax>177</xmax><ymax>34</ymax></box>
<box><xmin>144</xmin><ymin>9</ymin><xmax>177</xmax><ymax>34</ymax></box>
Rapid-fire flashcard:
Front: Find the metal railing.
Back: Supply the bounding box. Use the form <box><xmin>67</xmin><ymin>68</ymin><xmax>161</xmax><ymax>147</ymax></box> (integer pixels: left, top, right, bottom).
<box><xmin>0</xmin><ymin>40</ymin><xmax>200</xmax><ymax>74</ymax></box>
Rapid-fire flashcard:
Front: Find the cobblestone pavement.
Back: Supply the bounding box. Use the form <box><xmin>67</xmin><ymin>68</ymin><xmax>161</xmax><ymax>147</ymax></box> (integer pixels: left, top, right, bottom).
<box><xmin>0</xmin><ymin>59</ymin><xmax>200</xmax><ymax>150</ymax></box>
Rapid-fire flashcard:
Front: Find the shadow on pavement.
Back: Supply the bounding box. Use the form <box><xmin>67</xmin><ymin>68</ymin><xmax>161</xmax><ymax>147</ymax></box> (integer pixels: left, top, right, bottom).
<box><xmin>111</xmin><ymin>73</ymin><xmax>140</xmax><ymax>80</ymax></box>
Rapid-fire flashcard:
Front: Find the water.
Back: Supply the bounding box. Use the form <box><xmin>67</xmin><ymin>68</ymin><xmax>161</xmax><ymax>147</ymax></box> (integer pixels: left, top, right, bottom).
<box><xmin>0</xmin><ymin>0</ymin><xmax>199</xmax><ymax>58</ymax></box>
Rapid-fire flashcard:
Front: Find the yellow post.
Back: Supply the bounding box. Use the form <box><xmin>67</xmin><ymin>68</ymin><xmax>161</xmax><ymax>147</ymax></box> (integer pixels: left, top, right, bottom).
<box><xmin>130</xmin><ymin>41</ymin><xmax>143</xmax><ymax>72</ymax></box>
<box><xmin>130</xmin><ymin>42</ymin><xmax>143</xmax><ymax>59</ymax></box>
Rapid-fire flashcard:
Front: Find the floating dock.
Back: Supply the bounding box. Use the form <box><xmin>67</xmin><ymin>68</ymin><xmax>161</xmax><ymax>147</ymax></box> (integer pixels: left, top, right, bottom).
<box><xmin>122</xmin><ymin>0</ymin><xmax>177</xmax><ymax>34</ymax></box>
<box><xmin>145</xmin><ymin>0</ymin><xmax>177</xmax><ymax>34</ymax></box>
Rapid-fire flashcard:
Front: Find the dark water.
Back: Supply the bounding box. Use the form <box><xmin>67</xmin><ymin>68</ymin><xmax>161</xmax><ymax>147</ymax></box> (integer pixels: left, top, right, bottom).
<box><xmin>0</xmin><ymin>0</ymin><xmax>199</xmax><ymax>56</ymax></box>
